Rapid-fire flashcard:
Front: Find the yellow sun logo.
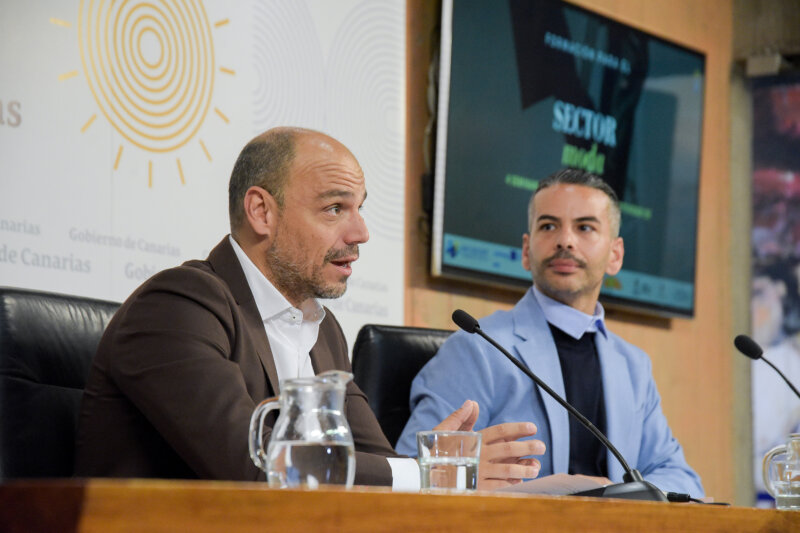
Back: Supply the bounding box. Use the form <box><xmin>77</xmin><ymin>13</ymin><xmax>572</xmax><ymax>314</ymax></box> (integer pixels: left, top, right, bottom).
<box><xmin>51</xmin><ymin>0</ymin><xmax>233</xmax><ymax>187</ymax></box>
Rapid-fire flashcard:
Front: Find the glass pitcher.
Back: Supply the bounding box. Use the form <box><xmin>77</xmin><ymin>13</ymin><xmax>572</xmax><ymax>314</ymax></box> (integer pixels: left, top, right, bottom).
<box><xmin>248</xmin><ymin>370</ymin><xmax>355</xmax><ymax>489</ymax></box>
<box><xmin>763</xmin><ymin>433</ymin><xmax>800</xmax><ymax>510</ymax></box>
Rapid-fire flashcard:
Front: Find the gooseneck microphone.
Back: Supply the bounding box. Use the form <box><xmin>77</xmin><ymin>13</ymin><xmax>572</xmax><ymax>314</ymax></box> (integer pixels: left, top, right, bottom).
<box><xmin>452</xmin><ymin>309</ymin><xmax>667</xmax><ymax>502</ymax></box>
<box><xmin>734</xmin><ymin>334</ymin><xmax>800</xmax><ymax>400</ymax></box>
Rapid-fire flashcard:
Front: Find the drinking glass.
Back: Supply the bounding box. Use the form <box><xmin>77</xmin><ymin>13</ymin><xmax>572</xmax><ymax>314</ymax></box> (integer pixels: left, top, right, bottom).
<box><xmin>417</xmin><ymin>430</ymin><xmax>481</xmax><ymax>492</ymax></box>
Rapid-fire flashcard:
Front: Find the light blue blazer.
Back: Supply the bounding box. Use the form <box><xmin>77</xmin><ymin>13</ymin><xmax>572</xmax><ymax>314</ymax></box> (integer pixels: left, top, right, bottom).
<box><xmin>396</xmin><ymin>289</ymin><xmax>704</xmax><ymax>496</ymax></box>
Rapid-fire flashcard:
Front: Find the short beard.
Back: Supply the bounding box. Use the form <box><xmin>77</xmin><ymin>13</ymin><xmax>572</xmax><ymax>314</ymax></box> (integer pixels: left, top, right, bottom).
<box><xmin>533</xmin><ymin>249</ymin><xmax>590</xmax><ymax>303</ymax></box>
<box><xmin>267</xmin><ymin>237</ymin><xmax>358</xmax><ymax>305</ymax></box>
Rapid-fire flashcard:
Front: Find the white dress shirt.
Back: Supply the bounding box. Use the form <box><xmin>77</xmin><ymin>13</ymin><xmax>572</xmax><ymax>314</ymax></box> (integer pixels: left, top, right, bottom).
<box><xmin>229</xmin><ymin>236</ymin><xmax>420</xmax><ymax>490</ymax></box>
<box><xmin>230</xmin><ymin>236</ymin><xmax>324</xmax><ymax>382</ymax></box>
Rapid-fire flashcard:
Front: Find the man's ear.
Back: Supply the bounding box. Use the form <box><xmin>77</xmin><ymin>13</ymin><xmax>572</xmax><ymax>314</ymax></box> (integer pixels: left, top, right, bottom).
<box><xmin>605</xmin><ymin>237</ymin><xmax>625</xmax><ymax>276</ymax></box>
<box><xmin>243</xmin><ymin>186</ymin><xmax>278</xmax><ymax>239</ymax></box>
<box><xmin>521</xmin><ymin>233</ymin><xmax>532</xmax><ymax>272</ymax></box>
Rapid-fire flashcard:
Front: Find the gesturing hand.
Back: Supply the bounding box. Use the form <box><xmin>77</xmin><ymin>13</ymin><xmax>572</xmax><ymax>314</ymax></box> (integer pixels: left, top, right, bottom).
<box><xmin>432</xmin><ymin>399</ymin><xmax>480</xmax><ymax>432</ymax></box>
<box><xmin>477</xmin><ymin>421</ymin><xmax>545</xmax><ymax>490</ymax></box>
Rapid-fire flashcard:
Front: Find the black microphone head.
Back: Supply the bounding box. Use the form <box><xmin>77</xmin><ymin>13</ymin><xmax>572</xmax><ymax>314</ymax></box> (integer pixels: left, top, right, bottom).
<box><xmin>734</xmin><ymin>334</ymin><xmax>763</xmax><ymax>360</ymax></box>
<box><xmin>452</xmin><ymin>309</ymin><xmax>480</xmax><ymax>333</ymax></box>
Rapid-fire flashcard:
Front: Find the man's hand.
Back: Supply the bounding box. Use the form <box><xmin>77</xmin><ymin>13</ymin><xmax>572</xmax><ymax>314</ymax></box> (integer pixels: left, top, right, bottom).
<box><xmin>433</xmin><ymin>399</ymin><xmax>480</xmax><ymax>432</ymax></box>
<box><xmin>477</xmin><ymin>422</ymin><xmax>544</xmax><ymax>490</ymax></box>
<box><xmin>435</xmin><ymin>400</ymin><xmax>546</xmax><ymax>491</ymax></box>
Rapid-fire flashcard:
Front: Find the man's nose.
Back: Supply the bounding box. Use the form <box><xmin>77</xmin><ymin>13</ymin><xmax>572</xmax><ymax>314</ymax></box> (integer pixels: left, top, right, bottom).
<box><xmin>346</xmin><ymin>211</ymin><xmax>369</xmax><ymax>245</ymax></box>
<box><xmin>555</xmin><ymin>228</ymin><xmax>575</xmax><ymax>249</ymax></box>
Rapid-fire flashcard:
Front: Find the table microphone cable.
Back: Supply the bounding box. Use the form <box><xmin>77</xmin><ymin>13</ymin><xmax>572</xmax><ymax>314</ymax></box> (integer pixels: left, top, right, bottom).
<box><xmin>666</xmin><ymin>492</ymin><xmax>730</xmax><ymax>505</ymax></box>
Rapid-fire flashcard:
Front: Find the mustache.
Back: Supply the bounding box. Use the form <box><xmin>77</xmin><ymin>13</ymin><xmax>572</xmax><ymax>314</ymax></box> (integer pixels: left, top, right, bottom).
<box><xmin>324</xmin><ymin>245</ymin><xmax>359</xmax><ymax>263</ymax></box>
<box><xmin>544</xmin><ymin>249</ymin><xmax>586</xmax><ymax>268</ymax></box>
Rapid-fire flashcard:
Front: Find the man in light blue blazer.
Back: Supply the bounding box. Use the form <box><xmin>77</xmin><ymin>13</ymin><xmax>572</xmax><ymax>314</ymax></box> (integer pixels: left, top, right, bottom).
<box><xmin>396</xmin><ymin>169</ymin><xmax>703</xmax><ymax>497</ymax></box>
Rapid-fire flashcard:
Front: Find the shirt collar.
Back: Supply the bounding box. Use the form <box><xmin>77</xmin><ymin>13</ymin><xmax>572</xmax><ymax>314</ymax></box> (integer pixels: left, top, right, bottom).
<box><xmin>228</xmin><ymin>235</ymin><xmax>325</xmax><ymax>323</ymax></box>
<box><xmin>532</xmin><ymin>285</ymin><xmax>607</xmax><ymax>340</ymax></box>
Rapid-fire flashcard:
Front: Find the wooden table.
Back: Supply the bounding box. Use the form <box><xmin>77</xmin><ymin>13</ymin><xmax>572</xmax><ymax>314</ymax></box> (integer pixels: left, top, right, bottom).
<box><xmin>0</xmin><ymin>479</ymin><xmax>797</xmax><ymax>533</ymax></box>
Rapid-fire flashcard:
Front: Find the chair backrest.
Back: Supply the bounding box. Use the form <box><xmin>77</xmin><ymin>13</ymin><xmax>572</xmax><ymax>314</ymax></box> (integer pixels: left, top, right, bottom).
<box><xmin>0</xmin><ymin>287</ymin><xmax>119</xmax><ymax>480</ymax></box>
<box><xmin>352</xmin><ymin>324</ymin><xmax>452</xmax><ymax>448</ymax></box>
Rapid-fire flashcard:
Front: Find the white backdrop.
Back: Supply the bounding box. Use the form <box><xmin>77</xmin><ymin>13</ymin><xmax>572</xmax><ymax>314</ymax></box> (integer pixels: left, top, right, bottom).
<box><xmin>0</xmin><ymin>0</ymin><xmax>405</xmax><ymax>347</ymax></box>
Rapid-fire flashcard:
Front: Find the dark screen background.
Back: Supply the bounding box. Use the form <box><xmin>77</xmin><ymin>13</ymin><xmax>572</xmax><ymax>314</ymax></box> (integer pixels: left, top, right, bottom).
<box><xmin>438</xmin><ymin>0</ymin><xmax>704</xmax><ymax>303</ymax></box>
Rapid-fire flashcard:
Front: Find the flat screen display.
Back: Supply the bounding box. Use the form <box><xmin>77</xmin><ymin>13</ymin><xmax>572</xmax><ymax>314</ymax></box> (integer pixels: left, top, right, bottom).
<box><xmin>431</xmin><ymin>0</ymin><xmax>706</xmax><ymax>317</ymax></box>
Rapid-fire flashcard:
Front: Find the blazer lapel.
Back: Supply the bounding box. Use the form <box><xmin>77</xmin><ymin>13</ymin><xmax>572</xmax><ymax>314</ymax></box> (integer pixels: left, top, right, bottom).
<box><xmin>309</xmin><ymin>326</ymin><xmax>335</xmax><ymax>374</ymax></box>
<box><xmin>512</xmin><ymin>291</ymin><xmax>570</xmax><ymax>475</ymax></box>
<box><xmin>207</xmin><ymin>236</ymin><xmax>281</xmax><ymax>395</ymax></box>
<box><xmin>595</xmin><ymin>333</ymin><xmax>635</xmax><ymax>481</ymax></box>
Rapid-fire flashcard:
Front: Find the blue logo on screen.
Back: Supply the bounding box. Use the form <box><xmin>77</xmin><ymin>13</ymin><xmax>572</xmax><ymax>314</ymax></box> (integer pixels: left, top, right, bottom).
<box><xmin>446</xmin><ymin>240</ymin><xmax>459</xmax><ymax>258</ymax></box>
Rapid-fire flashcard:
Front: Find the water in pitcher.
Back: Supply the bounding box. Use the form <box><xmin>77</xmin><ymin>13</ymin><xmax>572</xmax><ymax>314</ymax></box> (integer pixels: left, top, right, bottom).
<box><xmin>266</xmin><ymin>442</ymin><xmax>355</xmax><ymax>489</ymax></box>
<box><xmin>774</xmin><ymin>479</ymin><xmax>800</xmax><ymax>510</ymax></box>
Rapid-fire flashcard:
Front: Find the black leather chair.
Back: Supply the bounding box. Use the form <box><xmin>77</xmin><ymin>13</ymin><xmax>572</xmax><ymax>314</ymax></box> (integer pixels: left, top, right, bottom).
<box><xmin>352</xmin><ymin>324</ymin><xmax>453</xmax><ymax>448</ymax></box>
<box><xmin>0</xmin><ymin>287</ymin><xmax>120</xmax><ymax>480</ymax></box>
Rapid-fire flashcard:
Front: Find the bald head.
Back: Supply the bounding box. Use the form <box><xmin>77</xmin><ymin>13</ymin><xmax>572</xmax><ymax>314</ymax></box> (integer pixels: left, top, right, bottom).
<box><xmin>228</xmin><ymin>127</ymin><xmax>363</xmax><ymax>235</ymax></box>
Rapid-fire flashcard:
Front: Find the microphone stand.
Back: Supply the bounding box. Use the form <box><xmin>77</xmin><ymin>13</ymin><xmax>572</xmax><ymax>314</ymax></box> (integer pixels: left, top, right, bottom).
<box><xmin>735</xmin><ymin>334</ymin><xmax>800</xmax><ymax>400</ymax></box>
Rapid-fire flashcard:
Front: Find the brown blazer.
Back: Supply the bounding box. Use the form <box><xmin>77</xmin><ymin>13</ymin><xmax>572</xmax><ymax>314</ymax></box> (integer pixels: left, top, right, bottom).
<box><xmin>75</xmin><ymin>237</ymin><xmax>397</xmax><ymax>485</ymax></box>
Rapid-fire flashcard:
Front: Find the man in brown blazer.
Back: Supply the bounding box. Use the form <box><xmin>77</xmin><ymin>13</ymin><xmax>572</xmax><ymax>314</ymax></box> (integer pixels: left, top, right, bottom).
<box><xmin>75</xmin><ymin>127</ymin><xmax>545</xmax><ymax>488</ymax></box>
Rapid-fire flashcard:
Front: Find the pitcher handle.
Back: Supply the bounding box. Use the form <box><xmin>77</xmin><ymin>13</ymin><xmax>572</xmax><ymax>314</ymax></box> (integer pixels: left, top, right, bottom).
<box><xmin>762</xmin><ymin>443</ymin><xmax>787</xmax><ymax>498</ymax></box>
<box><xmin>249</xmin><ymin>396</ymin><xmax>280</xmax><ymax>471</ymax></box>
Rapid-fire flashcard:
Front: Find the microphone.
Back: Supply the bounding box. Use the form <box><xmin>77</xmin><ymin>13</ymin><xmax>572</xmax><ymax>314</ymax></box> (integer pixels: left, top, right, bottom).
<box><xmin>452</xmin><ymin>309</ymin><xmax>667</xmax><ymax>502</ymax></box>
<box><xmin>734</xmin><ymin>334</ymin><xmax>800</xmax><ymax>400</ymax></box>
